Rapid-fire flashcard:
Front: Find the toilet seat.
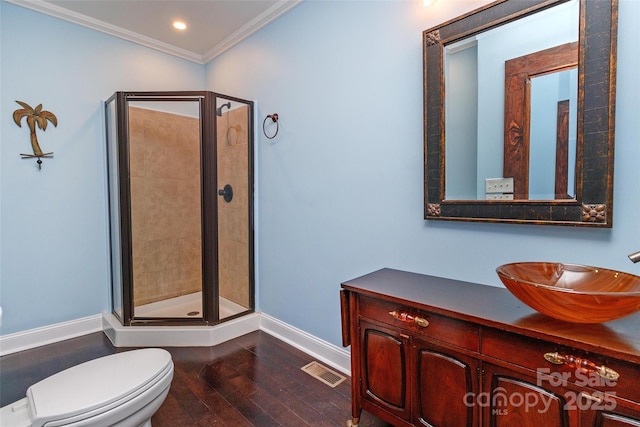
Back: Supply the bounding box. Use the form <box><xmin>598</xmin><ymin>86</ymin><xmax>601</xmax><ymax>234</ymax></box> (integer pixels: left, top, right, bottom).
<box><xmin>20</xmin><ymin>348</ymin><xmax>172</xmax><ymax>427</ymax></box>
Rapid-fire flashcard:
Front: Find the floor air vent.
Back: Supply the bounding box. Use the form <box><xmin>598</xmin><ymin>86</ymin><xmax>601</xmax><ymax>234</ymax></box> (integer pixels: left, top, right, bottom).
<box><xmin>301</xmin><ymin>361</ymin><xmax>346</xmax><ymax>388</ymax></box>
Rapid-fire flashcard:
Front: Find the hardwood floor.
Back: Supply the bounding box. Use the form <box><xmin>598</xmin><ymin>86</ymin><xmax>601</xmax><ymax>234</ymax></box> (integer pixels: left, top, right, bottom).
<box><xmin>0</xmin><ymin>330</ymin><xmax>392</xmax><ymax>426</ymax></box>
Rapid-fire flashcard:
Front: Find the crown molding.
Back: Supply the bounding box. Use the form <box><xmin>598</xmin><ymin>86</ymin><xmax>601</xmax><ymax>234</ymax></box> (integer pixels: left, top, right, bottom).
<box><xmin>202</xmin><ymin>0</ymin><xmax>303</xmax><ymax>63</ymax></box>
<box><xmin>5</xmin><ymin>0</ymin><xmax>303</xmax><ymax>65</ymax></box>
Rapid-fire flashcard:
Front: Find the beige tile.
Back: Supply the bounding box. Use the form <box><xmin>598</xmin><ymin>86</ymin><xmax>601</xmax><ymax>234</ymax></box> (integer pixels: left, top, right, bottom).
<box><xmin>177</xmin><ymin>237</ymin><xmax>202</xmax><ymax>269</ymax></box>
<box><xmin>130</xmin><ymin>176</ymin><xmax>147</xmax><ymax>240</ymax></box>
<box><xmin>143</xmin><ymin>238</ymin><xmax>179</xmax><ymax>273</ymax></box>
<box><xmin>218</xmin><ymin>239</ymin><xmax>249</xmax><ymax>306</ymax></box>
<box><xmin>128</xmin><ymin>105</ymin><xmax>249</xmax><ymax>306</ymax></box>
<box><xmin>218</xmin><ymin>206</ymin><xmax>248</xmax><ymax>244</ymax></box>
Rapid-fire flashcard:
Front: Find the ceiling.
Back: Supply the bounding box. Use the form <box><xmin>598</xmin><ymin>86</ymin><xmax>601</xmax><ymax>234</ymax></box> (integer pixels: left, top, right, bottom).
<box><xmin>6</xmin><ymin>0</ymin><xmax>302</xmax><ymax>64</ymax></box>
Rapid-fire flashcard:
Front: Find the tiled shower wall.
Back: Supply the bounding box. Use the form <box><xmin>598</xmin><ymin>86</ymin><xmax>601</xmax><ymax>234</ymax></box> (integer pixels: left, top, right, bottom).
<box><xmin>128</xmin><ymin>105</ymin><xmax>250</xmax><ymax>309</ymax></box>
<box><xmin>128</xmin><ymin>107</ymin><xmax>202</xmax><ymax>306</ymax></box>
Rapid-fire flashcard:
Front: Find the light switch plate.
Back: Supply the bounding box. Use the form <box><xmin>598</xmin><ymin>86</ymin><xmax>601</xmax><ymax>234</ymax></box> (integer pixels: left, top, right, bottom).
<box><xmin>485</xmin><ymin>177</ymin><xmax>514</xmax><ymax>194</ymax></box>
<box><xmin>486</xmin><ymin>193</ymin><xmax>514</xmax><ymax>200</ymax></box>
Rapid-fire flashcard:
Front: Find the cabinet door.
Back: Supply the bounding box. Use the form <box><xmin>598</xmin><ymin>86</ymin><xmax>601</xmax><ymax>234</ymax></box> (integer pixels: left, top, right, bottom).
<box><xmin>412</xmin><ymin>338</ymin><xmax>479</xmax><ymax>427</ymax></box>
<box><xmin>584</xmin><ymin>412</ymin><xmax>640</xmax><ymax>427</ymax></box>
<box><xmin>580</xmin><ymin>394</ymin><xmax>640</xmax><ymax>427</ymax></box>
<box><xmin>359</xmin><ymin>320</ymin><xmax>411</xmax><ymax>421</ymax></box>
<box><xmin>483</xmin><ymin>363</ymin><xmax>571</xmax><ymax>427</ymax></box>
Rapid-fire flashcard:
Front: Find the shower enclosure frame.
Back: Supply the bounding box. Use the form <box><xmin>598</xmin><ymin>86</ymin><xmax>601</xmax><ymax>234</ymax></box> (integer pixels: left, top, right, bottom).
<box><xmin>104</xmin><ymin>91</ymin><xmax>255</xmax><ymax>326</ymax></box>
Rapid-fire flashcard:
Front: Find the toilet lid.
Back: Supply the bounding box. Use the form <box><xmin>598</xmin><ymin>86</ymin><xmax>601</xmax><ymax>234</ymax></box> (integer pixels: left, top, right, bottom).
<box><xmin>26</xmin><ymin>348</ymin><xmax>172</xmax><ymax>426</ymax></box>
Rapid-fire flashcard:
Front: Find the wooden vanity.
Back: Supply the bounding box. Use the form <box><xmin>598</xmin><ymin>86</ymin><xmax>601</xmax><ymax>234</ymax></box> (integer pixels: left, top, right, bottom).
<box><xmin>340</xmin><ymin>268</ymin><xmax>640</xmax><ymax>427</ymax></box>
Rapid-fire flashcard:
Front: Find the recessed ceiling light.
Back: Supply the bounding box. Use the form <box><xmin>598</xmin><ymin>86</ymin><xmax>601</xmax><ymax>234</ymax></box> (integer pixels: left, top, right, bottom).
<box><xmin>173</xmin><ymin>21</ymin><xmax>187</xmax><ymax>30</ymax></box>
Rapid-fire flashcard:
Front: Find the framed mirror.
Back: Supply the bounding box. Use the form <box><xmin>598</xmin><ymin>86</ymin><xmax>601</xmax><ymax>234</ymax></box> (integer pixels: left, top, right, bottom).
<box><xmin>423</xmin><ymin>0</ymin><xmax>618</xmax><ymax>227</ymax></box>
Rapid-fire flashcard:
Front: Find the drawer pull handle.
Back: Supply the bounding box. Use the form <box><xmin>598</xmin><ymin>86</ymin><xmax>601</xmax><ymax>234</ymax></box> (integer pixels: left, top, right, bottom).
<box><xmin>543</xmin><ymin>352</ymin><xmax>620</xmax><ymax>381</ymax></box>
<box><xmin>388</xmin><ymin>311</ymin><xmax>429</xmax><ymax>328</ymax></box>
<box><xmin>579</xmin><ymin>392</ymin><xmax>603</xmax><ymax>404</ymax></box>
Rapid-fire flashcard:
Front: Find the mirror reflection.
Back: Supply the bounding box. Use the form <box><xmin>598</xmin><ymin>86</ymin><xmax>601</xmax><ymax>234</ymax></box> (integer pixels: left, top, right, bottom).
<box><xmin>444</xmin><ymin>0</ymin><xmax>579</xmax><ymax>201</ymax></box>
<box><xmin>529</xmin><ymin>68</ymin><xmax>578</xmax><ymax>200</ymax></box>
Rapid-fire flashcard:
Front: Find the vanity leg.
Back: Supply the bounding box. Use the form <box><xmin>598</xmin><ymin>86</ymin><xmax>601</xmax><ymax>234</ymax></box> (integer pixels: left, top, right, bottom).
<box><xmin>346</xmin><ymin>290</ymin><xmax>361</xmax><ymax>427</ymax></box>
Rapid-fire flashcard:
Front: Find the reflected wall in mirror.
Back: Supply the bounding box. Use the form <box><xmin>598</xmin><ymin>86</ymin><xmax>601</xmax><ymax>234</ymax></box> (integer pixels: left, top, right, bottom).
<box><xmin>424</xmin><ymin>0</ymin><xmax>618</xmax><ymax>226</ymax></box>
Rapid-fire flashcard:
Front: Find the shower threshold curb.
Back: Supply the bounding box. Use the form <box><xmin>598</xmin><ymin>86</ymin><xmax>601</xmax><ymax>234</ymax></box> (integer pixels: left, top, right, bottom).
<box><xmin>102</xmin><ymin>312</ymin><xmax>261</xmax><ymax>348</ymax></box>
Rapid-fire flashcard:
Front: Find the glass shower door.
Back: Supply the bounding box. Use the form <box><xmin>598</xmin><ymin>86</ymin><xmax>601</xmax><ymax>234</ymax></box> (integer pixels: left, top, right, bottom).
<box><xmin>127</xmin><ymin>98</ymin><xmax>204</xmax><ymax>320</ymax></box>
<box><xmin>105</xmin><ymin>91</ymin><xmax>254</xmax><ymax>326</ymax></box>
<box><xmin>215</xmin><ymin>96</ymin><xmax>254</xmax><ymax>320</ymax></box>
<box><xmin>105</xmin><ymin>95</ymin><xmax>124</xmax><ymax>322</ymax></box>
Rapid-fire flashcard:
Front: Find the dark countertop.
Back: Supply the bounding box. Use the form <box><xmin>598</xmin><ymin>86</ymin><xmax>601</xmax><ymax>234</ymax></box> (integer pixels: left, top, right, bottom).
<box><xmin>341</xmin><ymin>268</ymin><xmax>640</xmax><ymax>364</ymax></box>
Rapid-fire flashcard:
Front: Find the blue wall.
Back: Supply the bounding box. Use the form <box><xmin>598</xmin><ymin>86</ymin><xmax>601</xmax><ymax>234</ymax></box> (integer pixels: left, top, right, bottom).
<box><xmin>205</xmin><ymin>0</ymin><xmax>640</xmax><ymax>347</ymax></box>
<box><xmin>0</xmin><ymin>3</ymin><xmax>204</xmax><ymax>335</ymax></box>
<box><xmin>1</xmin><ymin>0</ymin><xmax>639</xmax><ymax>350</ymax></box>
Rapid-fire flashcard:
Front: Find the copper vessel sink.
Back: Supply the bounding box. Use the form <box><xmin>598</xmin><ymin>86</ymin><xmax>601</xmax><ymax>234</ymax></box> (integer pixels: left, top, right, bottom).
<box><xmin>496</xmin><ymin>262</ymin><xmax>640</xmax><ymax>323</ymax></box>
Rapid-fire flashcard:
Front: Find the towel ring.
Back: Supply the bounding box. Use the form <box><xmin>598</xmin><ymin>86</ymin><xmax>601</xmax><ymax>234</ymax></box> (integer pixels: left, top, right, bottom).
<box><xmin>263</xmin><ymin>113</ymin><xmax>279</xmax><ymax>139</ymax></box>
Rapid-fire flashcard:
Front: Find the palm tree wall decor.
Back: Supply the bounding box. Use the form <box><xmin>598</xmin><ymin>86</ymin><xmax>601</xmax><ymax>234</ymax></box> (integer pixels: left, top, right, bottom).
<box><xmin>13</xmin><ymin>100</ymin><xmax>58</xmax><ymax>169</ymax></box>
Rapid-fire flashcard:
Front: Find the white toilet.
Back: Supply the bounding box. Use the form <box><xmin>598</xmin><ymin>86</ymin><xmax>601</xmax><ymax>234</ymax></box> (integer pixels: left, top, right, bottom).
<box><xmin>0</xmin><ymin>348</ymin><xmax>173</xmax><ymax>427</ymax></box>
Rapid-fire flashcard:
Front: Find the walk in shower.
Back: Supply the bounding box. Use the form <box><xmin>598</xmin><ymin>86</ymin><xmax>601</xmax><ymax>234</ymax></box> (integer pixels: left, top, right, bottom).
<box><xmin>104</xmin><ymin>91</ymin><xmax>254</xmax><ymax>326</ymax></box>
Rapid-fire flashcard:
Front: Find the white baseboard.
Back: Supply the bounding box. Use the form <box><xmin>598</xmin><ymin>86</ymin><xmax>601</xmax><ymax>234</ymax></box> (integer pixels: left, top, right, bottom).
<box><xmin>0</xmin><ymin>315</ymin><xmax>103</xmax><ymax>356</ymax></box>
<box><xmin>259</xmin><ymin>313</ymin><xmax>351</xmax><ymax>376</ymax></box>
<box><xmin>0</xmin><ymin>312</ymin><xmax>352</xmax><ymax>378</ymax></box>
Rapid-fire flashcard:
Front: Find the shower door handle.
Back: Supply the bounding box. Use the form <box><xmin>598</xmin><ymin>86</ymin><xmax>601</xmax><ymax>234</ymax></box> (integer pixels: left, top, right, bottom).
<box><xmin>218</xmin><ymin>184</ymin><xmax>233</xmax><ymax>203</ymax></box>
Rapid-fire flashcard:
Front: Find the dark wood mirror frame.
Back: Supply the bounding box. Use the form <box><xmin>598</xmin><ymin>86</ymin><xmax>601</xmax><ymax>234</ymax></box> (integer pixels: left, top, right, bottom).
<box><xmin>423</xmin><ymin>0</ymin><xmax>618</xmax><ymax>227</ymax></box>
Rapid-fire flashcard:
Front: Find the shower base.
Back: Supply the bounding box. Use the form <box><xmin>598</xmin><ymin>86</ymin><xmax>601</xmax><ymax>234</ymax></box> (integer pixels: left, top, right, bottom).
<box><xmin>102</xmin><ymin>310</ymin><xmax>260</xmax><ymax>348</ymax></box>
<box><xmin>135</xmin><ymin>292</ymin><xmax>246</xmax><ymax>319</ymax></box>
